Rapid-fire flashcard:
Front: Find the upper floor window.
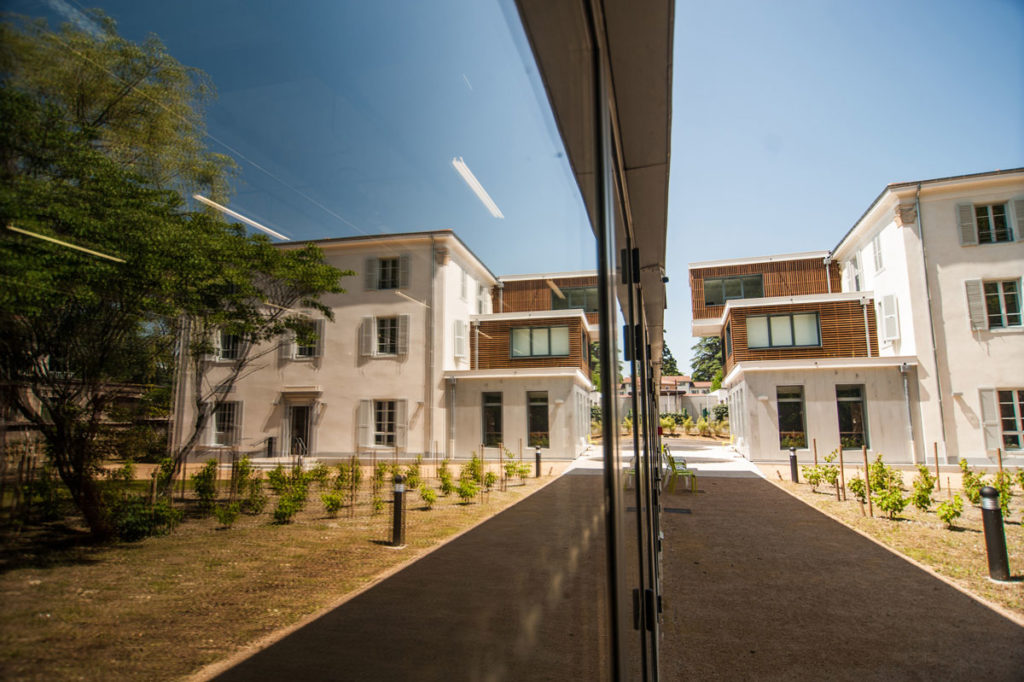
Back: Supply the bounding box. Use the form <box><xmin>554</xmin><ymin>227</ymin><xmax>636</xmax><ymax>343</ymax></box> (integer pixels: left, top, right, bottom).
<box><xmin>218</xmin><ymin>331</ymin><xmax>241</xmax><ymax>360</ymax></box>
<box><xmin>957</xmin><ymin>202</ymin><xmax>1021</xmax><ymax>246</ymax></box>
<box><xmin>477</xmin><ymin>284</ymin><xmax>488</xmax><ymax>314</ymax></box>
<box><xmin>290</xmin><ymin>319</ymin><xmax>325</xmax><ymax>359</ymax></box>
<box><xmin>211</xmin><ymin>401</ymin><xmax>240</xmax><ymax>446</ymax></box>
<box><xmin>966</xmin><ymin>279</ymin><xmax>1022</xmax><ymax>330</ymax></box>
<box><xmin>460</xmin><ymin>268</ymin><xmax>469</xmax><ymax>300</ymax></box>
<box><xmin>878</xmin><ymin>295</ymin><xmax>900</xmax><ymax>343</ymax></box>
<box><xmin>454</xmin><ymin>319</ymin><xmax>468</xmax><ymax>360</ymax></box>
<box><xmin>552</xmin><ymin>286</ymin><xmax>599</xmax><ymax>313</ymax></box>
<box><xmin>360</xmin><ymin>315</ymin><xmax>410</xmax><ymax>357</ymax></box>
<box><xmin>511</xmin><ymin>326</ymin><xmax>570</xmax><ymax>358</ymax></box>
<box><xmin>849</xmin><ymin>255</ymin><xmax>862</xmax><ymax>292</ymax></box>
<box><xmin>703</xmin><ymin>275</ymin><xmax>763</xmax><ymax>306</ymax></box>
<box><xmin>871</xmin><ymin>234</ymin><xmax>883</xmax><ymax>272</ymax></box>
<box><xmin>364</xmin><ymin>255</ymin><xmax>410</xmax><ymax>290</ymax></box>
<box><xmin>746</xmin><ymin>312</ymin><xmax>820</xmax><ymax>348</ymax></box>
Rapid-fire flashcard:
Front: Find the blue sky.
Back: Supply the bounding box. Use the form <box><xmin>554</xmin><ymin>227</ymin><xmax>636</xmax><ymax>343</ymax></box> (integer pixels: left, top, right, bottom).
<box><xmin>12</xmin><ymin>0</ymin><xmax>1024</xmax><ymax>374</ymax></box>
<box><xmin>666</xmin><ymin>0</ymin><xmax>1023</xmax><ymax>367</ymax></box>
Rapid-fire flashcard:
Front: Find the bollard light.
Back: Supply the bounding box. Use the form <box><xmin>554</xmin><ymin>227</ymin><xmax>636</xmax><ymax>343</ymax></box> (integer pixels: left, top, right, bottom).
<box><xmin>391</xmin><ymin>474</ymin><xmax>406</xmax><ymax>548</ymax></box>
<box><xmin>789</xmin><ymin>446</ymin><xmax>799</xmax><ymax>483</ymax></box>
<box><xmin>979</xmin><ymin>486</ymin><xmax>1011</xmax><ymax>582</ymax></box>
<box><xmin>535</xmin><ymin>447</ymin><xmax>542</xmax><ymax>478</ymax></box>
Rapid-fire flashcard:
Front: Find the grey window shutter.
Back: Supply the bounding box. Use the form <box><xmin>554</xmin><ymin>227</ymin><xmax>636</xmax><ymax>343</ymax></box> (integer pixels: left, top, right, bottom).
<box><xmin>397</xmin><ymin>314</ymin><xmax>410</xmax><ymax>355</ymax></box>
<box><xmin>358</xmin><ymin>400</ymin><xmax>372</xmax><ymax>449</ymax></box>
<box><xmin>360</xmin><ymin>316</ymin><xmax>374</xmax><ymax>356</ymax></box>
<box><xmin>957</xmin><ymin>204</ymin><xmax>977</xmax><ymax>246</ymax></box>
<box><xmin>396</xmin><ymin>399</ymin><xmax>408</xmax><ymax>449</ymax></box>
<box><xmin>880</xmin><ymin>294</ymin><xmax>899</xmax><ymax>341</ymax></box>
<box><xmin>1013</xmin><ymin>199</ymin><xmax>1024</xmax><ymax>241</ymax></box>
<box><xmin>964</xmin><ymin>279</ymin><xmax>987</xmax><ymax>330</ymax></box>
<box><xmin>279</xmin><ymin>330</ymin><xmax>294</xmax><ymax>360</ymax></box>
<box><xmin>364</xmin><ymin>257</ymin><xmax>378</xmax><ymax>290</ymax></box>
<box><xmin>398</xmin><ymin>254</ymin><xmax>410</xmax><ymax>289</ymax></box>
<box><xmin>314</xmin><ymin>319</ymin><xmax>325</xmax><ymax>358</ymax></box>
<box><xmin>978</xmin><ymin>389</ymin><xmax>1000</xmax><ymax>451</ymax></box>
<box><xmin>232</xmin><ymin>402</ymin><xmax>243</xmax><ymax>448</ymax></box>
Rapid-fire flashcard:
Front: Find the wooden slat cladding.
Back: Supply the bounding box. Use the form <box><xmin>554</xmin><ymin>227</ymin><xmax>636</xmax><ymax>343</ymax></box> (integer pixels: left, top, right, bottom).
<box><xmin>495</xmin><ymin>276</ymin><xmax>599</xmax><ymax>325</ymax></box>
<box><xmin>723</xmin><ymin>299</ymin><xmax>877</xmax><ymax>373</ymax></box>
<box><xmin>690</xmin><ymin>259</ymin><xmax>841</xmax><ymax>321</ymax></box>
<box><xmin>470</xmin><ymin>317</ymin><xmax>591</xmax><ymax>374</ymax></box>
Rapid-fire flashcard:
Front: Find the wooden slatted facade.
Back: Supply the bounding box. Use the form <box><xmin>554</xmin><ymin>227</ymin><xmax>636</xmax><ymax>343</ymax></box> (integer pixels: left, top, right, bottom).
<box><xmin>496</xmin><ymin>275</ymin><xmax>599</xmax><ymax>325</ymax></box>
<box><xmin>723</xmin><ymin>299</ymin><xmax>878</xmax><ymax>373</ymax></box>
<box><xmin>470</xmin><ymin>316</ymin><xmax>591</xmax><ymax>374</ymax></box>
<box><xmin>690</xmin><ymin>258</ymin><xmax>840</xmax><ymax>321</ymax></box>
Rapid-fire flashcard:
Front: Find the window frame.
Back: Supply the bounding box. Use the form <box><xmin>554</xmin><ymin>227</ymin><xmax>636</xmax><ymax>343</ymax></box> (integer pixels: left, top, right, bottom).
<box><xmin>776</xmin><ymin>386</ymin><xmax>806</xmax><ymax>449</ymax></box>
<box><xmin>212</xmin><ymin>401</ymin><xmax>240</xmax><ymax>446</ymax></box>
<box><xmin>975</xmin><ymin>203</ymin><xmax>1013</xmax><ymax>244</ymax></box>
<box><xmin>745</xmin><ymin>312</ymin><xmax>821</xmax><ymax>349</ymax></box>
<box><xmin>373</xmin><ymin>399</ymin><xmax>397</xmax><ymax>446</ymax></box>
<box><xmin>996</xmin><ymin>389</ymin><xmax>1024</xmax><ymax>451</ymax></box>
<box><xmin>482</xmin><ymin>392</ymin><xmax>502</xmax><ymax>447</ymax></box>
<box><xmin>552</xmin><ymin>285</ymin><xmax>599</xmax><ymax>313</ymax></box>
<box><xmin>871</xmin><ymin>234</ymin><xmax>883</xmax><ymax>272</ymax></box>
<box><xmin>510</xmin><ymin>325</ymin><xmax>571</xmax><ymax>358</ymax></box>
<box><xmin>983</xmin><ymin>280</ymin><xmax>1022</xmax><ymax>329</ymax></box>
<box><xmin>377</xmin><ymin>316</ymin><xmax>399</xmax><ymax>355</ymax></box>
<box><xmin>218</xmin><ymin>330</ymin><xmax>241</xmax><ymax>361</ymax></box>
<box><xmin>527</xmin><ymin>391</ymin><xmax>549</xmax><ymax>448</ymax></box>
<box><xmin>835</xmin><ymin>384</ymin><xmax>869</xmax><ymax>450</ymax></box>
<box><xmin>702</xmin><ymin>274</ymin><xmax>764</xmax><ymax>307</ymax></box>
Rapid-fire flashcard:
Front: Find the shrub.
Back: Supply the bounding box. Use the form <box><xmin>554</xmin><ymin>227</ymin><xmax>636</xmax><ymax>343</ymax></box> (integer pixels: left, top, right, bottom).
<box><xmin>936</xmin><ymin>495</ymin><xmax>963</xmax><ymax>529</ymax></box>
<box><xmin>406</xmin><ymin>456</ymin><xmax>422</xmax><ymax>490</ymax></box>
<box><xmin>456</xmin><ymin>477</ymin><xmax>478</xmax><ymax>503</ymax></box>
<box><xmin>321</xmin><ymin>492</ymin><xmax>343</xmax><ymax>516</ymax></box>
<box><xmin>910</xmin><ymin>464</ymin><xmax>935</xmax><ymax>512</ymax></box>
<box><xmin>420</xmin><ymin>485</ymin><xmax>437</xmax><ymax>508</ymax></box>
<box><xmin>994</xmin><ymin>471</ymin><xmax>1013</xmax><ymax>518</ymax></box>
<box><xmin>373</xmin><ymin>462</ymin><xmax>390</xmax><ymax>493</ymax></box>
<box><xmin>874</xmin><ymin>486</ymin><xmax>909</xmax><ymax>519</ymax></box>
<box><xmin>820</xmin><ymin>451</ymin><xmax>840</xmax><ymax>494</ymax></box>
<box><xmin>621</xmin><ymin>415</ymin><xmax>632</xmax><ymax>434</ymax></box>
<box><xmin>959</xmin><ymin>459</ymin><xmax>985</xmax><ymax>505</ymax></box>
<box><xmin>696</xmin><ymin>417</ymin><xmax>710</xmax><ymax>437</ymax></box>
<box><xmin>308</xmin><ymin>462</ymin><xmax>331</xmax><ymax>489</ymax></box>
<box><xmin>214</xmin><ymin>502</ymin><xmax>240</xmax><ymax>528</ymax></box>
<box><xmin>518</xmin><ymin>462</ymin><xmax>533</xmax><ymax>480</ymax></box>
<box><xmin>462</xmin><ymin>454</ymin><xmax>484</xmax><ymax>483</ymax></box>
<box><xmin>712</xmin><ymin>403</ymin><xmax>729</xmax><ymax>422</ymax></box>
<box><xmin>267</xmin><ymin>464</ymin><xmax>290</xmax><ymax>495</ymax></box>
<box><xmin>439</xmin><ymin>461</ymin><xmax>455</xmax><ymax>496</ymax></box>
<box><xmin>484</xmin><ymin>471</ymin><xmax>498</xmax><ymax>490</ymax></box>
<box><xmin>244</xmin><ymin>476</ymin><xmax>268</xmax><ymax>515</ymax></box>
<box><xmin>504</xmin><ymin>454</ymin><xmax>519</xmax><ymax>482</ymax></box>
<box><xmin>682</xmin><ymin>416</ymin><xmax>695</xmax><ymax>435</ymax></box>
<box><xmin>334</xmin><ymin>462</ymin><xmax>351</xmax><ymax>491</ymax></box>
<box><xmin>108</xmin><ymin>496</ymin><xmax>182</xmax><ymax>541</ymax></box>
<box><xmin>801</xmin><ymin>465</ymin><xmax>822</xmax><ymax>490</ymax></box>
<box><xmin>27</xmin><ymin>465</ymin><xmax>64</xmax><ymax>521</ymax></box>
<box><xmin>868</xmin><ymin>454</ymin><xmax>902</xmax><ymax>493</ymax></box>
<box><xmin>1015</xmin><ymin>467</ymin><xmax>1024</xmax><ymax>493</ymax></box>
<box><xmin>848</xmin><ymin>475</ymin><xmax>867</xmax><ymax>503</ymax></box>
<box><xmin>660</xmin><ymin>415</ymin><xmax>675</xmax><ymax>434</ymax></box>
<box><xmin>191</xmin><ymin>460</ymin><xmax>219</xmax><ymax>514</ymax></box>
<box><xmin>591</xmin><ymin>404</ymin><xmax>602</xmax><ymax>424</ymax></box>
<box><xmin>372</xmin><ymin>495</ymin><xmax>385</xmax><ymax>514</ymax></box>
<box><xmin>273</xmin><ymin>494</ymin><xmax>303</xmax><ymax>524</ymax></box>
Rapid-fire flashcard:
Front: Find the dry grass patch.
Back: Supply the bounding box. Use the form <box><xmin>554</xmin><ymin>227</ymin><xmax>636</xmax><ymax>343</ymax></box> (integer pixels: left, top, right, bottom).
<box><xmin>0</xmin><ymin>464</ymin><xmax>566</xmax><ymax>681</ymax></box>
<box><xmin>766</xmin><ymin>473</ymin><xmax>1024</xmax><ymax>620</ymax></box>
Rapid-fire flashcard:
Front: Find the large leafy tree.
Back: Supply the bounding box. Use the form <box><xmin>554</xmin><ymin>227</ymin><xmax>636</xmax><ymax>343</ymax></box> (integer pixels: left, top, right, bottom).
<box><xmin>0</xmin><ymin>14</ymin><xmax>348</xmax><ymax>538</ymax></box>
<box><xmin>689</xmin><ymin>336</ymin><xmax>722</xmax><ymax>382</ymax></box>
<box><xmin>661</xmin><ymin>344</ymin><xmax>681</xmax><ymax>375</ymax></box>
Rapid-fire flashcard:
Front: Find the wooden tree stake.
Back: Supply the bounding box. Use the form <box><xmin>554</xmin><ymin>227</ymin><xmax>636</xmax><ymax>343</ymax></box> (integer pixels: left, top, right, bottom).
<box><xmin>933</xmin><ymin>442</ymin><xmax>941</xmax><ymax>491</ymax></box>
<box><xmin>838</xmin><ymin>447</ymin><xmax>847</xmax><ymax>501</ymax></box>
<box><xmin>813</xmin><ymin>438</ymin><xmax>818</xmax><ymax>467</ymax></box>
<box><xmin>862</xmin><ymin>445</ymin><xmax>872</xmax><ymax>518</ymax></box>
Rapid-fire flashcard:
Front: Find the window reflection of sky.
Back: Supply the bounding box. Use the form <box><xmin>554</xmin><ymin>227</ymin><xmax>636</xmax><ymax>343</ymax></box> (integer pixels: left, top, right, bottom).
<box><xmin>14</xmin><ymin>0</ymin><xmax>593</xmax><ymax>272</ymax></box>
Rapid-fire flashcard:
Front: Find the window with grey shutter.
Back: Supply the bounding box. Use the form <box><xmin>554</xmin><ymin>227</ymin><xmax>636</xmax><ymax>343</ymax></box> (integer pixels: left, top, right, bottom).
<box><xmin>364</xmin><ymin>257</ymin><xmax>378</xmax><ymax>290</ymax></box>
<box><xmin>314</xmin><ymin>319</ymin><xmax>325</xmax><ymax>357</ymax></box>
<box><xmin>398</xmin><ymin>255</ymin><xmax>410</xmax><ymax>289</ymax></box>
<box><xmin>957</xmin><ymin>204</ymin><xmax>977</xmax><ymax>246</ymax></box>
<box><xmin>454</xmin><ymin>319</ymin><xmax>468</xmax><ymax>359</ymax></box>
<box><xmin>395</xmin><ymin>399</ymin><xmax>408</xmax><ymax>448</ymax></box>
<box><xmin>1013</xmin><ymin>199</ymin><xmax>1024</xmax><ymax>240</ymax></box>
<box><xmin>359</xmin><ymin>316</ymin><xmax>374</xmax><ymax>356</ymax></box>
<box><xmin>279</xmin><ymin>330</ymin><xmax>295</xmax><ymax>360</ymax></box>
<box><xmin>880</xmin><ymin>294</ymin><xmax>899</xmax><ymax>342</ymax></box>
<box><xmin>978</xmin><ymin>389</ymin><xmax>1000</xmax><ymax>451</ymax></box>
<box><xmin>357</xmin><ymin>400</ymin><xmax>372</xmax><ymax>448</ymax></box>
<box><xmin>964</xmin><ymin>279</ymin><xmax>987</xmax><ymax>330</ymax></box>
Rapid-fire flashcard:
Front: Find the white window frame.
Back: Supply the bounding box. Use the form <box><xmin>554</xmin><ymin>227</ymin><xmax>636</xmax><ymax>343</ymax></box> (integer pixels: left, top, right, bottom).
<box><xmin>965</xmin><ymin>278</ymin><xmax>1023</xmax><ymax>331</ymax></box>
<box><xmin>995</xmin><ymin>389</ymin><xmax>1024</xmax><ymax>451</ymax></box>
<box><xmin>745</xmin><ymin>312</ymin><xmax>821</xmax><ymax>349</ymax></box>
<box><xmin>510</xmin><ymin>326</ymin><xmax>571</xmax><ymax>358</ymax></box>
<box><xmin>871</xmin><ymin>234</ymin><xmax>883</xmax><ymax>273</ymax></box>
<box><xmin>878</xmin><ymin>294</ymin><xmax>899</xmax><ymax>343</ymax></box>
<box><xmin>210</xmin><ymin>401</ymin><xmax>241</xmax><ymax>447</ymax></box>
<box><xmin>282</xmin><ymin>318</ymin><xmax>325</xmax><ymax>360</ymax></box>
<box><xmin>454</xmin><ymin>319</ymin><xmax>468</xmax><ymax>359</ymax></box>
<box><xmin>360</xmin><ymin>315</ymin><xmax>410</xmax><ymax>357</ymax></box>
<box><xmin>958</xmin><ymin>201</ymin><xmax>1022</xmax><ymax>246</ymax></box>
<box><xmin>216</xmin><ymin>330</ymin><xmax>241</xmax><ymax>361</ymax></box>
<box><xmin>364</xmin><ymin>255</ymin><xmax>410</xmax><ymax>291</ymax></box>
<box><xmin>460</xmin><ymin>267</ymin><xmax>468</xmax><ymax>301</ymax></box>
<box><xmin>357</xmin><ymin>399</ymin><xmax>408</xmax><ymax>449</ymax></box>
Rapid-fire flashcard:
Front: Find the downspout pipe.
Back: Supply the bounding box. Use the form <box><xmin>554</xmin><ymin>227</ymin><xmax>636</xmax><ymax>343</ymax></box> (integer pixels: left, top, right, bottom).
<box><xmin>900</xmin><ymin>363</ymin><xmax>915</xmax><ymax>463</ymax></box>
<box><xmin>824</xmin><ymin>252</ymin><xmax>832</xmax><ymax>293</ymax></box>
<box><xmin>498</xmin><ymin>282</ymin><xmax>504</xmax><ymax>313</ymax></box>
<box><xmin>861</xmin><ymin>297</ymin><xmax>871</xmax><ymax>357</ymax></box>
<box><xmin>473</xmin><ymin>321</ymin><xmax>479</xmax><ymax>370</ymax></box>
<box><xmin>426</xmin><ymin>236</ymin><xmax>436</xmax><ymax>458</ymax></box>
<box><xmin>916</xmin><ymin>185</ymin><xmax>949</xmax><ymax>460</ymax></box>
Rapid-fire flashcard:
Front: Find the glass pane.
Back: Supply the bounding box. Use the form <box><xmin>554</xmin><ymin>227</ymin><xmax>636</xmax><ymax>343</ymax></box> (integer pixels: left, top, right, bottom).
<box><xmin>976</xmin><ymin>206</ymin><xmax>993</xmax><ymax>242</ymax></box>
<box><xmin>704</xmin><ymin>278</ymin><xmax>724</xmax><ymax>305</ymax></box>
<box><xmin>746</xmin><ymin>316</ymin><xmax>769</xmax><ymax>348</ymax></box>
<box><xmin>743</xmin><ymin>275</ymin><xmax>763</xmax><ymax>298</ymax></box>
<box><xmin>778</xmin><ymin>401</ymin><xmax>806</xmax><ymax>448</ymax></box>
<box><xmin>723</xmin><ymin>278</ymin><xmax>743</xmax><ymax>300</ymax></box>
<box><xmin>792</xmin><ymin>313</ymin><xmax>818</xmax><ymax>345</ymax></box>
<box><xmin>527</xmin><ymin>391</ymin><xmax>548</xmax><ymax>447</ymax></box>
<box><xmin>770</xmin><ymin>315</ymin><xmax>793</xmax><ymax>346</ymax></box>
<box><xmin>550</xmin><ymin>327</ymin><xmax>570</xmax><ymax>355</ymax></box>
<box><xmin>1003</xmin><ymin>434</ymin><xmax>1021</xmax><ymax>450</ymax></box>
<box><xmin>777</xmin><ymin>386</ymin><xmax>803</xmax><ymax>400</ymax></box>
<box><xmin>836</xmin><ymin>386</ymin><xmax>863</xmax><ymax>400</ymax></box>
<box><xmin>511</xmin><ymin>328</ymin><xmax>531</xmax><ymax>357</ymax></box>
<box><xmin>532</xmin><ymin>328</ymin><xmax>549</xmax><ymax>355</ymax></box>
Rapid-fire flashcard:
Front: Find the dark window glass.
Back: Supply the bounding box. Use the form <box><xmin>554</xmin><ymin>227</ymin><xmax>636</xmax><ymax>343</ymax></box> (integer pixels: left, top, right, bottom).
<box><xmin>482</xmin><ymin>392</ymin><xmax>502</xmax><ymax>447</ymax></box>
<box><xmin>552</xmin><ymin>286</ymin><xmax>598</xmax><ymax>312</ymax></box>
<box><xmin>703</xmin><ymin>274</ymin><xmax>764</xmax><ymax>306</ymax></box>
<box><xmin>527</xmin><ymin>391</ymin><xmax>548</xmax><ymax>447</ymax></box>
<box><xmin>295</xmin><ymin>321</ymin><xmax>315</xmax><ymax>358</ymax></box>
<box><xmin>289</xmin><ymin>405</ymin><xmax>310</xmax><ymax>455</ymax></box>
<box><xmin>998</xmin><ymin>390</ymin><xmax>1023</xmax><ymax>450</ymax></box>
<box><xmin>377</xmin><ymin>317</ymin><xmax>398</xmax><ymax>355</ymax></box>
<box><xmin>220</xmin><ymin>332</ymin><xmax>241</xmax><ymax>360</ymax></box>
<box><xmin>374</xmin><ymin>400</ymin><xmax>395</xmax><ymax>446</ymax></box>
<box><xmin>777</xmin><ymin>386</ymin><xmax>806</xmax><ymax>448</ymax></box>
<box><xmin>976</xmin><ymin>204</ymin><xmax>1012</xmax><ymax>244</ymax></box>
<box><xmin>836</xmin><ymin>385</ymin><xmax>868</xmax><ymax>449</ymax></box>
<box><xmin>378</xmin><ymin>257</ymin><xmax>400</xmax><ymax>289</ymax></box>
